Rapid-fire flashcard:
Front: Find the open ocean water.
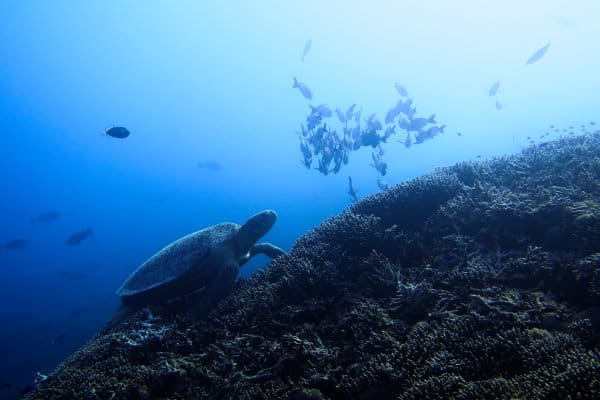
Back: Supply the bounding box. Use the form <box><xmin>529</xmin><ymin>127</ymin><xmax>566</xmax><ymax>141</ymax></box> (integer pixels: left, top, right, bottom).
<box><xmin>0</xmin><ymin>1</ymin><xmax>599</xmax><ymax>398</ymax></box>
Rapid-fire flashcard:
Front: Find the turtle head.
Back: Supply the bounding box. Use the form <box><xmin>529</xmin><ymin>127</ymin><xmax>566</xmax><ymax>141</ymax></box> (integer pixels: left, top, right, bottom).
<box><xmin>236</xmin><ymin>210</ymin><xmax>278</xmax><ymax>258</ymax></box>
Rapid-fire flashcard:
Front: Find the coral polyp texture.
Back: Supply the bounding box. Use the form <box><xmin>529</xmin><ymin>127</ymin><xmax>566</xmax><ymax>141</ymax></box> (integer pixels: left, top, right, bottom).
<box><xmin>27</xmin><ymin>133</ymin><xmax>600</xmax><ymax>399</ymax></box>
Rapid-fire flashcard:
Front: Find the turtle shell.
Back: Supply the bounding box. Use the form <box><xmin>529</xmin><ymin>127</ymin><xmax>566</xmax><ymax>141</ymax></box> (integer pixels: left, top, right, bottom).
<box><xmin>116</xmin><ymin>222</ymin><xmax>239</xmax><ymax>297</ymax></box>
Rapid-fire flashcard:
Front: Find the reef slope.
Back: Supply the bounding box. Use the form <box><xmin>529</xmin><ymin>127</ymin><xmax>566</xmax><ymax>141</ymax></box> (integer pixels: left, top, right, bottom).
<box><xmin>28</xmin><ymin>134</ymin><xmax>600</xmax><ymax>399</ymax></box>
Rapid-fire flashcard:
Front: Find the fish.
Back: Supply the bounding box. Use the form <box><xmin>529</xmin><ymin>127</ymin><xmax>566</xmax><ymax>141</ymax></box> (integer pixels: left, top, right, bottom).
<box><xmin>456</xmin><ymin>132</ymin><xmax>462</xmax><ymax>136</ymax></box>
<box><xmin>306</xmin><ymin>113</ymin><xmax>322</xmax><ymax>131</ymax></box>
<box><xmin>526</xmin><ymin>42</ymin><xmax>551</xmax><ymax>65</ymax></box>
<box><xmin>31</xmin><ymin>211</ymin><xmax>60</xmax><ymax>224</ymax></box>
<box><xmin>197</xmin><ymin>161</ymin><xmax>223</xmax><ymax>171</ymax></box>
<box><xmin>376</xmin><ymin>177</ymin><xmax>389</xmax><ymax>190</ymax></box>
<box><xmin>407</xmin><ymin>114</ymin><xmax>436</xmax><ymax>132</ymax></box>
<box><xmin>397</xmin><ymin>98</ymin><xmax>416</xmax><ymax>119</ymax></box>
<box><xmin>383</xmin><ymin>126</ymin><xmax>395</xmax><ymax>142</ymax></box>
<box><xmin>415</xmin><ymin>125</ymin><xmax>445</xmax><ymax>144</ymax></box>
<box><xmin>345</xmin><ymin>104</ymin><xmax>357</xmax><ymax>120</ymax></box>
<box><xmin>366</xmin><ymin>114</ymin><xmax>382</xmax><ymax>131</ymax></box>
<box><xmin>310</xmin><ymin>104</ymin><xmax>333</xmax><ymax>118</ymax></box>
<box><xmin>397</xmin><ymin>115</ymin><xmax>409</xmax><ymax>130</ymax></box>
<box><xmin>335</xmin><ymin>108</ymin><xmax>346</xmax><ymax>123</ymax></box>
<box><xmin>385</xmin><ymin>103</ymin><xmax>402</xmax><ymax>124</ymax></box>
<box><xmin>590</xmin><ymin>121</ymin><xmax>596</xmax><ymax>126</ymax></box>
<box><xmin>104</xmin><ymin>126</ymin><xmax>130</xmax><ymax>139</ymax></box>
<box><xmin>1</xmin><ymin>383</ymin><xmax>11</xmax><ymax>388</ymax></box>
<box><xmin>66</xmin><ymin>228</ymin><xmax>93</xmax><ymax>246</ymax></box>
<box><xmin>301</xmin><ymin>39</ymin><xmax>312</xmax><ymax>62</ymax></box>
<box><xmin>293</xmin><ymin>77</ymin><xmax>313</xmax><ymax>100</ymax></box>
<box><xmin>394</xmin><ymin>82</ymin><xmax>409</xmax><ymax>97</ymax></box>
<box><xmin>347</xmin><ymin>177</ymin><xmax>358</xmax><ymax>202</ymax></box>
<box><xmin>403</xmin><ymin>132</ymin><xmax>412</xmax><ymax>148</ymax></box>
<box><xmin>488</xmin><ymin>81</ymin><xmax>501</xmax><ymax>97</ymax></box>
<box><xmin>1</xmin><ymin>239</ymin><xmax>27</xmax><ymax>250</ymax></box>
<box><xmin>495</xmin><ymin>98</ymin><xmax>503</xmax><ymax>110</ymax></box>
<box><xmin>360</xmin><ymin>130</ymin><xmax>381</xmax><ymax>148</ymax></box>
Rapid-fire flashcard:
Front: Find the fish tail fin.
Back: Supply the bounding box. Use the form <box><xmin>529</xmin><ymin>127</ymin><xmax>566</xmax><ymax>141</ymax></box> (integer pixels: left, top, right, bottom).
<box><xmin>429</xmin><ymin>114</ymin><xmax>436</xmax><ymax>123</ymax></box>
<box><xmin>293</xmin><ymin>77</ymin><xmax>298</xmax><ymax>88</ymax></box>
<box><xmin>441</xmin><ymin>125</ymin><xmax>446</xmax><ymax>133</ymax></box>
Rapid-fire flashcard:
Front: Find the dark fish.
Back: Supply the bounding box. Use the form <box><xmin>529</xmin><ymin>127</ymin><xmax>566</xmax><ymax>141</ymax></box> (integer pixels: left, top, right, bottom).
<box><xmin>67</xmin><ymin>228</ymin><xmax>92</xmax><ymax>246</ymax></box>
<box><xmin>526</xmin><ymin>42</ymin><xmax>551</xmax><ymax>65</ymax></box>
<box><xmin>197</xmin><ymin>161</ymin><xmax>223</xmax><ymax>171</ymax></box>
<box><xmin>104</xmin><ymin>126</ymin><xmax>130</xmax><ymax>139</ymax></box>
<box><xmin>1</xmin><ymin>383</ymin><xmax>11</xmax><ymax>388</ymax></box>
<box><xmin>31</xmin><ymin>211</ymin><xmax>60</xmax><ymax>224</ymax></box>
<box><xmin>591</xmin><ymin>121</ymin><xmax>596</xmax><ymax>125</ymax></box>
<box><xmin>1</xmin><ymin>239</ymin><xmax>27</xmax><ymax>250</ymax></box>
<box><xmin>456</xmin><ymin>132</ymin><xmax>462</xmax><ymax>136</ymax></box>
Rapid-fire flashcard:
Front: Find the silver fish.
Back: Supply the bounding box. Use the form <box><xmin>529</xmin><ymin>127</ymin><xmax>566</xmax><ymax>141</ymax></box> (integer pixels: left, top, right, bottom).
<box><xmin>293</xmin><ymin>77</ymin><xmax>313</xmax><ymax>100</ymax></box>
<box><xmin>526</xmin><ymin>42</ymin><xmax>551</xmax><ymax>65</ymax></box>
<box><xmin>495</xmin><ymin>98</ymin><xmax>503</xmax><ymax>110</ymax></box>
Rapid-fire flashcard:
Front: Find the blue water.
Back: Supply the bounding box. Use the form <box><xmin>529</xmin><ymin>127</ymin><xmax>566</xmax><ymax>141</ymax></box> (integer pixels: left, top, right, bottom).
<box><xmin>1</xmin><ymin>1</ymin><xmax>599</xmax><ymax>395</ymax></box>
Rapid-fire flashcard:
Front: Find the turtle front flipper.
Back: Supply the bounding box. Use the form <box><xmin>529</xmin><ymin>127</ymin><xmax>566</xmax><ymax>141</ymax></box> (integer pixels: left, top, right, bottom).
<box><xmin>249</xmin><ymin>243</ymin><xmax>286</xmax><ymax>260</ymax></box>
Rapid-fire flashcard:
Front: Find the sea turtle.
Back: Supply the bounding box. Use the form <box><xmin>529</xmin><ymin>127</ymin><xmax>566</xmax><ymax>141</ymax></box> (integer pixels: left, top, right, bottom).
<box><xmin>116</xmin><ymin>210</ymin><xmax>285</xmax><ymax>306</ymax></box>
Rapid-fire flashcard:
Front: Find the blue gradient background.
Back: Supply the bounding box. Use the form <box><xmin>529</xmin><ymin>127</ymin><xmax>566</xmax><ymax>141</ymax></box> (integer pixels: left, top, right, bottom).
<box><xmin>0</xmin><ymin>1</ymin><xmax>598</xmax><ymax>395</ymax></box>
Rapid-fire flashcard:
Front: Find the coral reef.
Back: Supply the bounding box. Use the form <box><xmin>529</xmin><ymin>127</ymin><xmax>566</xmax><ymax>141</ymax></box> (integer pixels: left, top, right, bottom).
<box><xmin>27</xmin><ymin>133</ymin><xmax>600</xmax><ymax>399</ymax></box>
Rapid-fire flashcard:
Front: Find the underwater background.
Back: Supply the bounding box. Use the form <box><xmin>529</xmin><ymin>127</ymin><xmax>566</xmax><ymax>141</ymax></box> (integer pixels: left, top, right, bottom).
<box><xmin>0</xmin><ymin>1</ymin><xmax>598</xmax><ymax>396</ymax></box>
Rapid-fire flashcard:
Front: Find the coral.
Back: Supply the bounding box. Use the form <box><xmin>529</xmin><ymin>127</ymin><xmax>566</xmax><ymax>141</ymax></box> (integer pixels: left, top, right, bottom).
<box><xmin>27</xmin><ymin>133</ymin><xmax>600</xmax><ymax>399</ymax></box>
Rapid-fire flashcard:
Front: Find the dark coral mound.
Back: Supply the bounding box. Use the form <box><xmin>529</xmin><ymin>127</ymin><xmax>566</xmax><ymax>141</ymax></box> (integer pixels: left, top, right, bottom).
<box><xmin>28</xmin><ymin>134</ymin><xmax>600</xmax><ymax>399</ymax></box>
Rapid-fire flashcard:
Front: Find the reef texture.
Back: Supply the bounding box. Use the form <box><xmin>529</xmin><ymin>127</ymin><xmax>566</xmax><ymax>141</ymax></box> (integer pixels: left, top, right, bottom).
<box><xmin>28</xmin><ymin>134</ymin><xmax>600</xmax><ymax>399</ymax></box>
